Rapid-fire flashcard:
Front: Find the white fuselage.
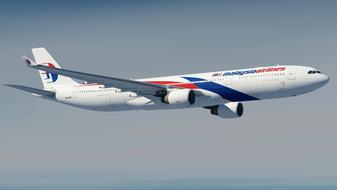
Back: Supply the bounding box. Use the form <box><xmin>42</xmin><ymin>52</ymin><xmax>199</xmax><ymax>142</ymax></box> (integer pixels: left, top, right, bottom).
<box><xmin>53</xmin><ymin>65</ymin><xmax>329</xmax><ymax>111</ymax></box>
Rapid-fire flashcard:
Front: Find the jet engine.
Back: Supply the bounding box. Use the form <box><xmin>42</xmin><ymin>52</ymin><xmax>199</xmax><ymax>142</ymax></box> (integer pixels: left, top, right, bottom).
<box><xmin>210</xmin><ymin>102</ymin><xmax>243</xmax><ymax>118</ymax></box>
<box><xmin>161</xmin><ymin>89</ymin><xmax>195</xmax><ymax>105</ymax></box>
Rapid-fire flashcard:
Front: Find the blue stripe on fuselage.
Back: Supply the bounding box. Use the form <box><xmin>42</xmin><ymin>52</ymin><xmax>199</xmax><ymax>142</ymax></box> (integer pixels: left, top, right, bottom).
<box><xmin>182</xmin><ymin>77</ymin><xmax>259</xmax><ymax>101</ymax></box>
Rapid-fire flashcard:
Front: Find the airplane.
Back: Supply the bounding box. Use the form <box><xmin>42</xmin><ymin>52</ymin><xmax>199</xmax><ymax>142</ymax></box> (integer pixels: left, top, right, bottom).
<box><xmin>5</xmin><ymin>47</ymin><xmax>329</xmax><ymax>118</ymax></box>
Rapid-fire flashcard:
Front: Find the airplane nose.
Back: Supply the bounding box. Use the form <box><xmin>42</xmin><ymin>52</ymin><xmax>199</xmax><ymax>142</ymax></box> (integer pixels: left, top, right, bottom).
<box><xmin>323</xmin><ymin>74</ymin><xmax>329</xmax><ymax>84</ymax></box>
<box><xmin>318</xmin><ymin>74</ymin><xmax>329</xmax><ymax>86</ymax></box>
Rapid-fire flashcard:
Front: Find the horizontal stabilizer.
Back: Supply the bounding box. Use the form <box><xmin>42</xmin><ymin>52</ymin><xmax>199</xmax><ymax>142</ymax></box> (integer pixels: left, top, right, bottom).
<box><xmin>22</xmin><ymin>56</ymin><xmax>37</xmax><ymax>66</ymax></box>
<box><xmin>4</xmin><ymin>84</ymin><xmax>55</xmax><ymax>98</ymax></box>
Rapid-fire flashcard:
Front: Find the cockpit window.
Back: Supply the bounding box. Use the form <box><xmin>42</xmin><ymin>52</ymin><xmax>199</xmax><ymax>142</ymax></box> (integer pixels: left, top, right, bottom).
<box><xmin>308</xmin><ymin>70</ymin><xmax>322</xmax><ymax>74</ymax></box>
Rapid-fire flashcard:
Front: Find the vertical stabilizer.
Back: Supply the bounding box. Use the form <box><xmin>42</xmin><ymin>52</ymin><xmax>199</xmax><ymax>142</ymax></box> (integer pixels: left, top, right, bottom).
<box><xmin>32</xmin><ymin>47</ymin><xmax>78</xmax><ymax>90</ymax></box>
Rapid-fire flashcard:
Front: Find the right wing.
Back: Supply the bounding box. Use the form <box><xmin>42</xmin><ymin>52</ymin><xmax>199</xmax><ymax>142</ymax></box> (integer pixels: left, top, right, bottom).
<box><xmin>27</xmin><ymin>64</ymin><xmax>167</xmax><ymax>96</ymax></box>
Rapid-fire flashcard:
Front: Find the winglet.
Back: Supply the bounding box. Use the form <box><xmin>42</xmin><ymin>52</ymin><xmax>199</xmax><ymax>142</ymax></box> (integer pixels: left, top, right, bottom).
<box><xmin>22</xmin><ymin>56</ymin><xmax>37</xmax><ymax>66</ymax></box>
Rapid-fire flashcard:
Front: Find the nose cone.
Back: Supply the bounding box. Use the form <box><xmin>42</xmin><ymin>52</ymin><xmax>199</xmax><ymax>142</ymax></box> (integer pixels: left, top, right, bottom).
<box><xmin>321</xmin><ymin>74</ymin><xmax>329</xmax><ymax>85</ymax></box>
<box><xmin>316</xmin><ymin>74</ymin><xmax>329</xmax><ymax>88</ymax></box>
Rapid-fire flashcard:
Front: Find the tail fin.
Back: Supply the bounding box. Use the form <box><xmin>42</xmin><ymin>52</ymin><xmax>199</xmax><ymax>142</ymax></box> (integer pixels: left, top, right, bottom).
<box><xmin>31</xmin><ymin>47</ymin><xmax>78</xmax><ymax>90</ymax></box>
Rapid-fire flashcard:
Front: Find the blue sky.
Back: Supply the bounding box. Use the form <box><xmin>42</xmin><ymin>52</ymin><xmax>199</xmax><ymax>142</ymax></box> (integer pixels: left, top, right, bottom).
<box><xmin>0</xmin><ymin>1</ymin><xmax>336</xmax><ymax>189</ymax></box>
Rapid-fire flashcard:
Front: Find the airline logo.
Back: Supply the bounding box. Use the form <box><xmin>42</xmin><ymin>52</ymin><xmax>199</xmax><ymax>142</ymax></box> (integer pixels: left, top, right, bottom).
<box><xmin>212</xmin><ymin>73</ymin><xmax>223</xmax><ymax>77</ymax></box>
<box><xmin>212</xmin><ymin>67</ymin><xmax>286</xmax><ymax>77</ymax></box>
<box><xmin>43</xmin><ymin>63</ymin><xmax>58</xmax><ymax>83</ymax></box>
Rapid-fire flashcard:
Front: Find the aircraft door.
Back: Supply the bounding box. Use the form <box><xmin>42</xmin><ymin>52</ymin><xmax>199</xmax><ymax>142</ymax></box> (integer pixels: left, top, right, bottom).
<box><xmin>72</xmin><ymin>87</ymin><xmax>79</xmax><ymax>98</ymax></box>
<box><xmin>225</xmin><ymin>77</ymin><xmax>232</xmax><ymax>85</ymax></box>
<box><xmin>288</xmin><ymin>69</ymin><xmax>296</xmax><ymax>80</ymax></box>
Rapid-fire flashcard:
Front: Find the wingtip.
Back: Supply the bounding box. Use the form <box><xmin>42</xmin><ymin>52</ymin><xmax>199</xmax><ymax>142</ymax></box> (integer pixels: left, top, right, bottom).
<box><xmin>3</xmin><ymin>84</ymin><xmax>14</xmax><ymax>88</ymax></box>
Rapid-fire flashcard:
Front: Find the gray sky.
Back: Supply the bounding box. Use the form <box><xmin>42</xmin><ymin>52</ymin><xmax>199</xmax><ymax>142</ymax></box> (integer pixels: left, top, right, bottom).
<box><xmin>0</xmin><ymin>1</ymin><xmax>336</xmax><ymax>188</ymax></box>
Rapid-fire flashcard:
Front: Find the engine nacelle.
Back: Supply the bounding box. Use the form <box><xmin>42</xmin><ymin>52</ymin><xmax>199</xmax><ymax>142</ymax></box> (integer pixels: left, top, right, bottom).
<box><xmin>210</xmin><ymin>102</ymin><xmax>243</xmax><ymax>118</ymax></box>
<box><xmin>162</xmin><ymin>89</ymin><xmax>195</xmax><ymax>105</ymax></box>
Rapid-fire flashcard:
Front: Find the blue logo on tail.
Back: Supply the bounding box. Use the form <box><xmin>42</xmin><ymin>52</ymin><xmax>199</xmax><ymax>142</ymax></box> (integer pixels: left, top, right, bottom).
<box><xmin>43</xmin><ymin>63</ymin><xmax>58</xmax><ymax>83</ymax></box>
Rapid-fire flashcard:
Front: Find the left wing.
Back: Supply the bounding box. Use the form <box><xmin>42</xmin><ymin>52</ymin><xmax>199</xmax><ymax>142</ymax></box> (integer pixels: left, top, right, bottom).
<box><xmin>4</xmin><ymin>84</ymin><xmax>55</xmax><ymax>98</ymax></box>
<box><xmin>27</xmin><ymin>64</ymin><xmax>167</xmax><ymax>96</ymax></box>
